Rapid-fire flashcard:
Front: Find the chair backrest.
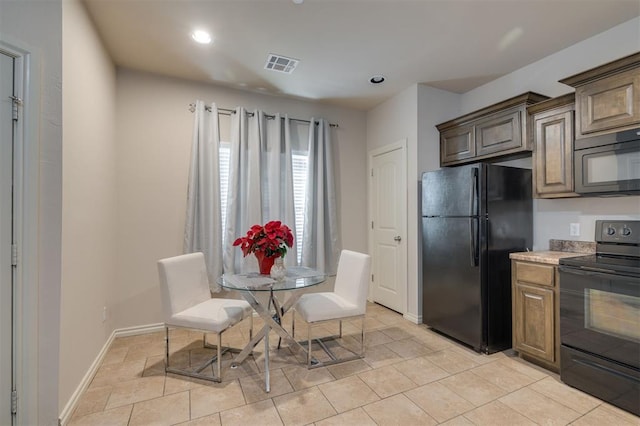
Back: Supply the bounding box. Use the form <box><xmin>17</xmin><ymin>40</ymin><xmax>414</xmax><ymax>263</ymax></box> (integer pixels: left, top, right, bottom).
<box><xmin>333</xmin><ymin>250</ymin><xmax>371</xmax><ymax>314</ymax></box>
<box><xmin>157</xmin><ymin>252</ymin><xmax>211</xmax><ymax>320</ymax></box>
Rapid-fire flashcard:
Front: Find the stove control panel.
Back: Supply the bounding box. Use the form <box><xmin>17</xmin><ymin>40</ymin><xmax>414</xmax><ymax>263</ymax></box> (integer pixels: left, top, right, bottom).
<box><xmin>595</xmin><ymin>220</ymin><xmax>640</xmax><ymax>245</ymax></box>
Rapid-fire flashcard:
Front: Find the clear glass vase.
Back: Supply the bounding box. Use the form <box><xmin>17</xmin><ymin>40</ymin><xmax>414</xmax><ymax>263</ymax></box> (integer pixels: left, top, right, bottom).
<box><xmin>270</xmin><ymin>257</ymin><xmax>286</xmax><ymax>281</ymax></box>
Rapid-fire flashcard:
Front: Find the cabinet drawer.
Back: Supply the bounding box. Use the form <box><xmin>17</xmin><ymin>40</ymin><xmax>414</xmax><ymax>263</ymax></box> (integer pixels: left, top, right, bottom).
<box><xmin>515</xmin><ymin>261</ymin><xmax>555</xmax><ymax>287</ymax></box>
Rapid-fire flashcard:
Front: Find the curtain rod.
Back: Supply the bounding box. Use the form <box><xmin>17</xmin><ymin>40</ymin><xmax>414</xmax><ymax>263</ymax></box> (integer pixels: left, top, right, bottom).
<box><xmin>188</xmin><ymin>103</ymin><xmax>338</xmax><ymax>128</ymax></box>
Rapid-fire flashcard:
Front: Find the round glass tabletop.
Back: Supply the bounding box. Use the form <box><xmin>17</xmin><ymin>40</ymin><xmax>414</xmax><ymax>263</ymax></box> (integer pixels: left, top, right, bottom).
<box><xmin>218</xmin><ymin>266</ymin><xmax>326</xmax><ymax>292</ymax></box>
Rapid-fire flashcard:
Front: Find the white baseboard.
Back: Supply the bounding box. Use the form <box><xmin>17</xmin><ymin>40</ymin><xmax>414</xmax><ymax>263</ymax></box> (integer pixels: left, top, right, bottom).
<box><xmin>58</xmin><ymin>323</ymin><xmax>164</xmax><ymax>426</ymax></box>
<box><xmin>114</xmin><ymin>322</ymin><xmax>164</xmax><ymax>338</ymax></box>
<box><xmin>403</xmin><ymin>312</ymin><xmax>422</xmax><ymax>324</ymax></box>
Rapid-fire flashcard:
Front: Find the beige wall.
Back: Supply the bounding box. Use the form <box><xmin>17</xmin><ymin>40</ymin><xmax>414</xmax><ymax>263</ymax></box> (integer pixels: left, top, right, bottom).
<box><xmin>113</xmin><ymin>69</ymin><xmax>367</xmax><ymax>328</ymax></box>
<box><xmin>366</xmin><ymin>85</ymin><xmax>419</xmax><ymax>319</ymax></box>
<box><xmin>60</xmin><ymin>0</ymin><xmax>117</xmax><ymax>414</ymax></box>
<box><xmin>415</xmin><ymin>85</ymin><xmax>461</xmax><ymax>321</ymax></box>
<box><xmin>0</xmin><ymin>0</ymin><xmax>63</xmax><ymax>424</ymax></box>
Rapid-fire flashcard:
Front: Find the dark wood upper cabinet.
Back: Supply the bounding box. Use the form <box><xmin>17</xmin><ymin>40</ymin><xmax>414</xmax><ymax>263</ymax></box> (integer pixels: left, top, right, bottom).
<box><xmin>527</xmin><ymin>93</ymin><xmax>579</xmax><ymax>199</ymax></box>
<box><xmin>440</xmin><ymin>124</ymin><xmax>475</xmax><ymax>164</ymax></box>
<box><xmin>559</xmin><ymin>52</ymin><xmax>640</xmax><ymax>139</ymax></box>
<box><xmin>437</xmin><ymin>92</ymin><xmax>549</xmax><ymax>166</ymax></box>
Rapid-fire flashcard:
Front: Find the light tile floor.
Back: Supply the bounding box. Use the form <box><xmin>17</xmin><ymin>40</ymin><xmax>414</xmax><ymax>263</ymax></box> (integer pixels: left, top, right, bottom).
<box><xmin>69</xmin><ymin>303</ymin><xmax>640</xmax><ymax>425</ymax></box>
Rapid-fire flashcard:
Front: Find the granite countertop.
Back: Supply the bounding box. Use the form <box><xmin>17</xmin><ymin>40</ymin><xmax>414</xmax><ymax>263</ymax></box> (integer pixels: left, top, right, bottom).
<box><xmin>509</xmin><ymin>239</ymin><xmax>595</xmax><ymax>265</ymax></box>
<box><xmin>509</xmin><ymin>250</ymin><xmax>586</xmax><ymax>265</ymax></box>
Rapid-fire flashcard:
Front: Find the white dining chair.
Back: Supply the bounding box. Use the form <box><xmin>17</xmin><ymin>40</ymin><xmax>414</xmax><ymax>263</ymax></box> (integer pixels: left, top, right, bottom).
<box><xmin>157</xmin><ymin>252</ymin><xmax>253</xmax><ymax>382</ymax></box>
<box><xmin>292</xmin><ymin>250</ymin><xmax>371</xmax><ymax>368</ymax></box>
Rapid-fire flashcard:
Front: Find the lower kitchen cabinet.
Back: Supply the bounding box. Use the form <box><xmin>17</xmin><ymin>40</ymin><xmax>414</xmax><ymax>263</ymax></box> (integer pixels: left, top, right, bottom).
<box><xmin>512</xmin><ymin>260</ymin><xmax>560</xmax><ymax>371</ymax></box>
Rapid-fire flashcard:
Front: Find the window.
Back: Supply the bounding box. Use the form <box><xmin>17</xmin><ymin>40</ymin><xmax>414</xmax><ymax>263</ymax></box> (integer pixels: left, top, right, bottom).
<box><xmin>219</xmin><ymin>142</ymin><xmax>307</xmax><ymax>265</ymax></box>
<box><xmin>291</xmin><ymin>152</ymin><xmax>308</xmax><ymax>264</ymax></box>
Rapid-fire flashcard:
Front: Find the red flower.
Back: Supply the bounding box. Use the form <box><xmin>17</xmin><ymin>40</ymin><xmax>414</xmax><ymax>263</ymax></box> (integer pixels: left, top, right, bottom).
<box><xmin>233</xmin><ymin>221</ymin><xmax>294</xmax><ymax>258</ymax></box>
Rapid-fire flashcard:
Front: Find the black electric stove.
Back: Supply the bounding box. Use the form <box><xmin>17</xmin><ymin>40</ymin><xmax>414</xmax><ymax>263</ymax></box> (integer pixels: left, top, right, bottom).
<box><xmin>560</xmin><ymin>220</ymin><xmax>640</xmax><ymax>276</ymax></box>
<box><xmin>560</xmin><ymin>253</ymin><xmax>640</xmax><ymax>277</ymax></box>
<box><xmin>559</xmin><ymin>220</ymin><xmax>640</xmax><ymax>416</ymax></box>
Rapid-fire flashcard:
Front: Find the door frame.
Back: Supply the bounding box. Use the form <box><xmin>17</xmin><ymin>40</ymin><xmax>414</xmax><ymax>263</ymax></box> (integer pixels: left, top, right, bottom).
<box><xmin>367</xmin><ymin>139</ymin><xmax>408</xmax><ymax>313</ymax></box>
<box><xmin>1</xmin><ymin>47</ymin><xmax>15</xmax><ymax>426</ymax></box>
<box><xmin>1</xmin><ymin>40</ymin><xmax>39</xmax><ymax>426</ymax></box>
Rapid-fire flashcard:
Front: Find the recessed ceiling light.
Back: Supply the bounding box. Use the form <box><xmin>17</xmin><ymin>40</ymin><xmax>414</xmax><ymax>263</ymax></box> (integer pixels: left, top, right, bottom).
<box><xmin>292</xmin><ymin>0</ymin><xmax>304</xmax><ymax>4</ymax></box>
<box><xmin>369</xmin><ymin>75</ymin><xmax>385</xmax><ymax>84</ymax></box>
<box><xmin>191</xmin><ymin>30</ymin><xmax>212</xmax><ymax>44</ymax></box>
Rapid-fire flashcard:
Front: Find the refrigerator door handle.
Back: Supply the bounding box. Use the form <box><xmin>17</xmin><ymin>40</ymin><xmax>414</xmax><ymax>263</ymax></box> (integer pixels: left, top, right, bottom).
<box><xmin>470</xmin><ymin>218</ymin><xmax>478</xmax><ymax>267</ymax></box>
<box><xmin>469</xmin><ymin>167</ymin><xmax>478</xmax><ymax>217</ymax></box>
<box><xmin>469</xmin><ymin>167</ymin><xmax>479</xmax><ymax>267</ymax></box>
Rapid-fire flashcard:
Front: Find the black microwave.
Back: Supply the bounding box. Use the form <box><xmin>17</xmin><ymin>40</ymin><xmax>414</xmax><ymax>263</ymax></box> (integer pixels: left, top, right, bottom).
<box><xmin>574</xmin><ymin>128</ymin><xmax>640</xmax><ymax>196</ymax></box>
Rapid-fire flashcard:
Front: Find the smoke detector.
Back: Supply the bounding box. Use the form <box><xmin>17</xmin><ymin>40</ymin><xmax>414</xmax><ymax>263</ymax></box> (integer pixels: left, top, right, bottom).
<box><xmin>264</xmin><ymin>53</ymin><xmax>299</xmax><ymax>74</ymax></box>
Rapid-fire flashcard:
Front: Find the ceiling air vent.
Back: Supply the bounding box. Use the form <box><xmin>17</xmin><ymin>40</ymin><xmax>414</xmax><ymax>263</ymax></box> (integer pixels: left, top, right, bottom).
<box><xmin>264</xmin><ymin>53</ymin><xmax>299</xmax><ymax>74</ymax></box>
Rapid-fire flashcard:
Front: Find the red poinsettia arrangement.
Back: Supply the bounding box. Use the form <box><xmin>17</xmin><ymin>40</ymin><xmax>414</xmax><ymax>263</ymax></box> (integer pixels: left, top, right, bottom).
<box><xmin>233</xmin><ymin>220</ymin><xmax>294</xmax><ymax>259</ymax></box>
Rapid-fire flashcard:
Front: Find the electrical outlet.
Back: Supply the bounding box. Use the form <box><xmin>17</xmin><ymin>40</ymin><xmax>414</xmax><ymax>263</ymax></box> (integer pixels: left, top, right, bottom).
<box><xmin>570</xmin><ymin>223</ymin><xmax>580</xmax><ymax>237</ymax></box>
<box><xmin>102</xmin><ymin>306</ymin><xmax>107</xmax><ymax>322</ymax></box>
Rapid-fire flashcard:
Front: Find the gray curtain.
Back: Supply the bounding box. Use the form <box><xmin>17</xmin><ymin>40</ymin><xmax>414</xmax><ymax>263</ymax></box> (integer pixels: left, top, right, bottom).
<box><xmin>301</xmin><ymin>119</ymin><xmax>341</xmax><ymax>274</ymax></box>
<box><xmin>223</xmin><ymin>109</ymin><xmax>298</xmax><ymax>273</ymax></box>
<box><xmin>186</xmin><ymin>103</ymin><xmax>340</xmax><ymax>277</ymax></box>
<box><xmin>183</xmin><ymin>101</ymin><xmax>223</xmax><ymax>291</ymax></box>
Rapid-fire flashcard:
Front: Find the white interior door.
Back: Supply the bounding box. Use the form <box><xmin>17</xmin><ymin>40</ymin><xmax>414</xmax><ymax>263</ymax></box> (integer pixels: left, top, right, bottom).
<box><xmin>0</xmin><ymin>51</ymin><xmax>15</xmax><ymax>424</ymax></box>
<box><xmin>369</xmin><ymin>141</ymin><xmax>407</xmax><ymax>313</ymax></box>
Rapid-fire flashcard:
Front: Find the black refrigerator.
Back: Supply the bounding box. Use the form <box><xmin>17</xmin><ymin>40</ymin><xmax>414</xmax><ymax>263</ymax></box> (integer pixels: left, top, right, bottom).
<box><xmin>421</xmin><ymin>163</ymin><xmax>532</xmax><ymax>353</ymax></box>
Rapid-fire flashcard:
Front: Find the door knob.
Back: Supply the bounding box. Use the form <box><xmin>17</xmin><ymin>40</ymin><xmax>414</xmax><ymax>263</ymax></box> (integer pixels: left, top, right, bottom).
<box><xmin>394</xmin><ymin>236</ymin><xmax>402</xmax><ymax>242</ymax></box>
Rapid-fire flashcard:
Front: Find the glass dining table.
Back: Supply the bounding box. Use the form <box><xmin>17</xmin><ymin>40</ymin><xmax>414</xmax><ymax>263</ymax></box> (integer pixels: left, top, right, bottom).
<box><xmin>217</xmin><ymin>266</ymin><xmax>326</xmax><ymax>392</ymax></box>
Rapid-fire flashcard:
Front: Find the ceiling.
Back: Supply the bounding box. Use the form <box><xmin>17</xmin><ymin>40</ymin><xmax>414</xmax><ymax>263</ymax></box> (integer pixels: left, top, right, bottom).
<box><xmin>82</xmin><ymin>0</ymin><xmax>640</xmax><ymax>111</ymax></box>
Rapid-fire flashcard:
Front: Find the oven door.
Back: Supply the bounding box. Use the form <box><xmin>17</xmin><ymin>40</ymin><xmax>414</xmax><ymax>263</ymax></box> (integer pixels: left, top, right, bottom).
<box><xmin>559</xmin><ymin>265</ymin><xmax>639</xmax><ymax>368</ymax></box>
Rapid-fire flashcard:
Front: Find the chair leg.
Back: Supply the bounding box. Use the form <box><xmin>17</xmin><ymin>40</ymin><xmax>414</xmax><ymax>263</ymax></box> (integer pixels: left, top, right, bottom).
<box><xmin>292</xmin><ymin>311</ymin><xmax>296</xmax><ymax>339</ymax></box>
<box><xmin>217</xmin><ymin>332</ymin><xmax>222</xmax><ymax>380</ymax></box>
<box><xmin>250</xmin><ymin>314</ymin><xmax>254</xmax><ymax>340</ymax></box>
<box><xmin>307</xmin><ymin>323</ymin><xmax>312</xmax><ymax>368</ymax></box>
<box><xmin>360</xmin><ymin>316</ymin><xmax>365</xmax><ymax>357</ymax></box>
<box><xmin>165</xmin><ymin>326</ymin><xmax>170</xmax><ymax>372</ymax></box>
<box><xmin>302</xmin><ymin>315</ymin><xmax>366</xmax><ymax>369</ymax></box>
<box><xmin>165</xmin><ymin>326</ymin><xmax>242</xmax><ymax>383</ymax></box>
